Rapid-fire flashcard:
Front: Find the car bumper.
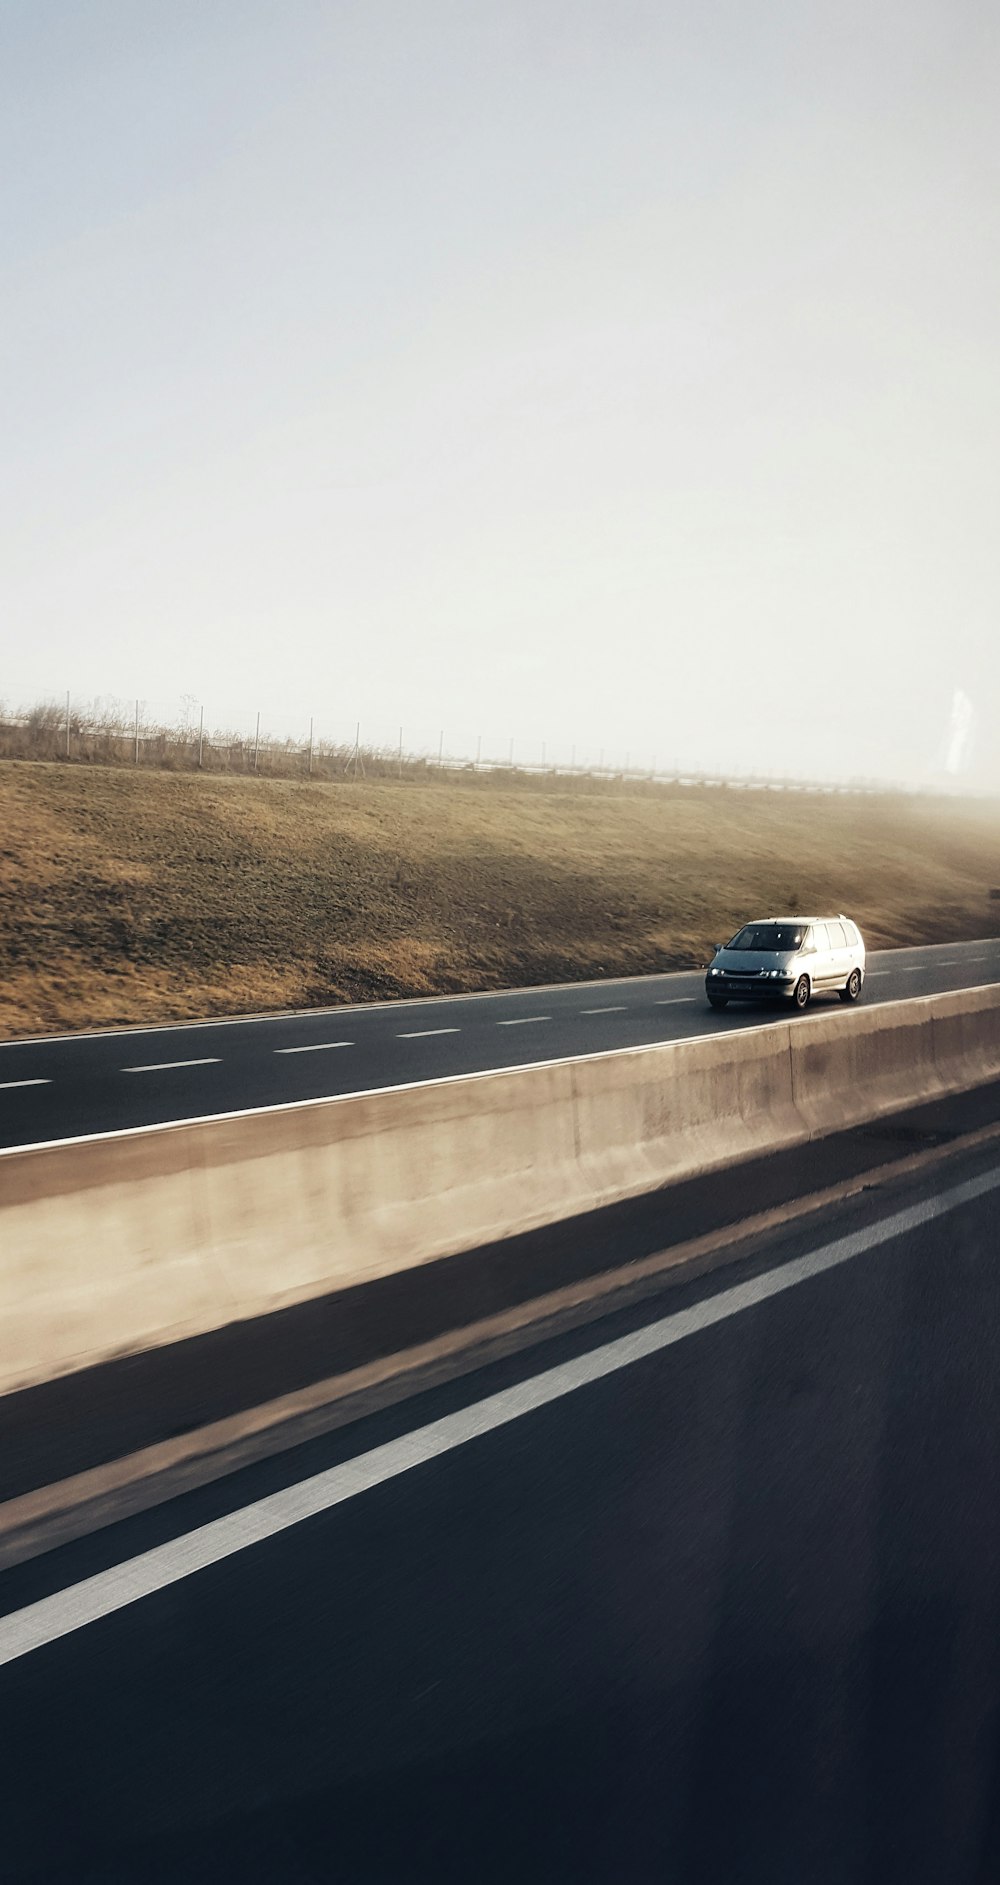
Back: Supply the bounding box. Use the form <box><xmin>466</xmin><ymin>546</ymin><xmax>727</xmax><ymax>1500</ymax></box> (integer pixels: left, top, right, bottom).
<box><xmin>705</xmin><ymin>978</ymin><xmax>796</xmax><ymax>1001</ymax></box>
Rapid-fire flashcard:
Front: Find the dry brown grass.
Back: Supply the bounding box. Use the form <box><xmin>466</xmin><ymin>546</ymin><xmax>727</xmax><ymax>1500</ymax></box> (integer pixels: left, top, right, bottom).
<box><xmin>1</xmin><ymin>760</ymin><xmax>998</xmax><ymax>1039</ymax></box>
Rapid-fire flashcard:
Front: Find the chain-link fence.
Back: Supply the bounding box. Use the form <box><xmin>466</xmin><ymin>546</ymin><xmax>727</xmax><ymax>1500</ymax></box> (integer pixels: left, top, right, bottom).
<box><xmin>0</xmin><ymin>693</ymin><xmax>902</xmax><ymax>797</ymax></box>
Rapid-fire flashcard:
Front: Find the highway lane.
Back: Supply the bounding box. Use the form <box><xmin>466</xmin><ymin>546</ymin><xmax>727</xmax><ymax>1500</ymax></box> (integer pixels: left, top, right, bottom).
<box><xmin>2</xmin><ymin>1138</ymin><xmax>1000</xmax><ymax>1881</ymax></box>
<box><xmin>0</xmin><ymin>936</ymin><xmax>998</xmax><ymax>1151</ymax></box>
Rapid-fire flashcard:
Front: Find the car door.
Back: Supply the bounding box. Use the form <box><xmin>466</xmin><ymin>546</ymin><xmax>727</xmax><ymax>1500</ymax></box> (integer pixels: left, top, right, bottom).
<box><xmin>810</xmin><ymin>922</ymin><xmax>834</xmax><ymax>989</ymax></box>
<box><xmin>827</xmin><ymin>920</ymin><xmax>850</xmax><ymax>985</ymax></box>
<box><xmin>841</xmin><ymin>919</ymin><xmax>864</xmax><ymax>974</ymax></box>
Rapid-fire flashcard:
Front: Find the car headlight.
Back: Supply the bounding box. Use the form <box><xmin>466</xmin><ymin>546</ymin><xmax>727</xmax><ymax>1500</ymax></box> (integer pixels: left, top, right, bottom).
<box><xmin>710</xmin><ymin>967</ymin><xmax>720</xmax><ymax>976</ymax></box>
<box><xmin>769</xmin><ymin>969</ymin><xmax>779</xmax><ymax>978</ymax></box>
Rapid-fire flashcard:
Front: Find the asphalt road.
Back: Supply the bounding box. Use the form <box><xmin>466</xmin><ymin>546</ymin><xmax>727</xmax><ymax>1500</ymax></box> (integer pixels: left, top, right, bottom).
<box><xmin>0</xmin><ymin>937</ymin><xmax>997</xmax><ymax>1151</ymax></box>
<box><xmin>3</xmin><ymin>1141</ymin><xmax>1000</xmax><ymax>1882</ymax></box>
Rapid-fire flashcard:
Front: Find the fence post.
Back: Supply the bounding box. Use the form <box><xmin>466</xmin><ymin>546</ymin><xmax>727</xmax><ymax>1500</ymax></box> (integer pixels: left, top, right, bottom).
<box><xmin>198</xmin><ymin>705</ymin><xmax>205</xmax><ymax>769</ymax></box>
<box><xmin>308</xmin><ymin>717</ymin><xmax>314</xmax><ymax>776</ymax></box>
<box><xmin>475</xmin><ymin>733</ymin><xmax>481</xmax><ymax>771</ymax></box>
<box><xmin>398</xmin><ymin>726</ymin><xmax>403</xmax><ymax>779</ymax></box>
<box><xmin>134</xmin><ymin>699</ymin><xmax>139</xmax><ymax>766</ymax></box>
<box><xmin>253</xmin><ymin>712</ymin><xmax>260</xmax><ymax>773</ymax></box>
<box><xmin>509</xmin><ymin>737</ymin><xmax>514</xmax><ymax>767</ymax></box>
<box><xmin>65</xmin><ymin>691</ymin><xmax>70</xmax><ymax>760</ymax></box>
<box><xmin>438</xmin><ymin>729</ymin><xmax>443</xmax><ymax>768</ymax></box>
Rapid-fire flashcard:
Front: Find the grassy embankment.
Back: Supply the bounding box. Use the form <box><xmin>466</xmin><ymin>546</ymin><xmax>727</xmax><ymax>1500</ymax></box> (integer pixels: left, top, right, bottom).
<box><xmin>1</xmin><ymin>760</ymin><xmax>998</xmax><ymax>1039</ymax></box>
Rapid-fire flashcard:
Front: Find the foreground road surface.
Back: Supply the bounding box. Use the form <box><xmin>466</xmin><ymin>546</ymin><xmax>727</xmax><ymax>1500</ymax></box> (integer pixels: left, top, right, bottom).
<box><xmin>3</xmin><ymin>1138</ymin><xmax>1000</xmax><ymax>1881</ymax></box>
<box><xmin>0</xmin><ymin>935</ymin><xmax>997</xmax><ymax>1150</ymax></box>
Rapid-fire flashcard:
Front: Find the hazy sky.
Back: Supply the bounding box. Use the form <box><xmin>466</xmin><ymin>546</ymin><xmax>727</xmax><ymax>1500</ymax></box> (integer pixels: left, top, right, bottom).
<box><xmin>2</xmin><ymin>1</ymin><xmax>998</xmax><ymax>782</ymax></box>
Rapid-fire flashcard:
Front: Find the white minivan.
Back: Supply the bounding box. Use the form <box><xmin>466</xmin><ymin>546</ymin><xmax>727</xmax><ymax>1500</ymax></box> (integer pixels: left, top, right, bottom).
<box><xmin>705</xmin><ymin>916</ymin><xmax>866</xmax><ymax>1011</ymax></box>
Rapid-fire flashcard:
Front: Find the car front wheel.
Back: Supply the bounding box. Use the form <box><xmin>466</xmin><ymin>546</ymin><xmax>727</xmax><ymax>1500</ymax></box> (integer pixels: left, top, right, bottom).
<box><xmin>839</xmin><ymin>969</ymin><xmax>862</xmax><ymax>1003</ymax></box>
<box><xmin>793</xmin><ymin>975</ymin><xmax>811</xmax><ymax>1010</ymax></box>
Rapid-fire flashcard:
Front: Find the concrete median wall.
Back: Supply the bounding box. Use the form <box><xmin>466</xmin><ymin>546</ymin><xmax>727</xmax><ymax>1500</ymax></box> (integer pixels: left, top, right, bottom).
<box><xmin>2</xmin><ymin>984</ymin><xmax>999</xmax><ymax>1396</ymax></box>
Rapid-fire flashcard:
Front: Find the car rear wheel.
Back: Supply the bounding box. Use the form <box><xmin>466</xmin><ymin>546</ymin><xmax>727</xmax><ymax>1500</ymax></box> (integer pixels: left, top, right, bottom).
<box><xmin>793</xmin><ymin>975</ymin><xmax>811</xmax><ymax>1010</ymax></box>
<box><xmin>707</xmin><ymin>994</ymin><xmax>728</xmax><ymax>1010</ymax></box>
<box><xmin>839</xmin><ymin>968</ymin><xmax>862</xmax><ymax>1003</ymax></box>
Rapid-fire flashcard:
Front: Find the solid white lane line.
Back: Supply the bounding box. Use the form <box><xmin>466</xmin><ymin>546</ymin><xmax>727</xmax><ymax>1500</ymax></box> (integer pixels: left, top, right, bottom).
<box><xmin>274</xmin><ymin>1042</ymin><xmax>353</xmax><ymax>1055</ymax></box>
<box><xmin>3</xmin><ymin>1161</ymin><xmax>998</xmax><ymax>1670</ymax></box>
<box><xmin>397</xmin><ymin>1028</ymin><xmax>461</xmax><ymax>1040</ymax></box>
<box><xmin>497</xmin><ymin>1016</ymin><xmax>551</xmax><ymax>1027</ymax></box>
<box><xmin>580</xmin><ymin>1006</ymin><xmax>627</xmax><ymax>1015</ymax></box>
<box><xmin>0</xmin><ymin>972</ymin><xmax>657</xmax><ymax>1051</ymax></box>
<box><xmin>0</xmin><ymin>1079</ymin><xmax>50</xmax><ymax>1091</ymax></box>
<box><xmin>121</xmin><ymin>1059</ymin><xmax>221</xmax><ymax>1074</ymax></box>
<box><xmin>9</xmin><ymin>980</ymin><xmax>998</xmax><ymax>1162</ymax></box>
<box><xmin>7</xmin><ymin>945</ymin><xmax>996</xmax><ymax>1052</ymax></box>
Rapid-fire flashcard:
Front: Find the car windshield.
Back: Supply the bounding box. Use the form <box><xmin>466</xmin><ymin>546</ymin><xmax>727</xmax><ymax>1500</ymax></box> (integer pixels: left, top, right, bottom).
<box><xmin>727</xmin><ymin>924</ymin><xmax>804</xmax><ymax>953</ymax></box>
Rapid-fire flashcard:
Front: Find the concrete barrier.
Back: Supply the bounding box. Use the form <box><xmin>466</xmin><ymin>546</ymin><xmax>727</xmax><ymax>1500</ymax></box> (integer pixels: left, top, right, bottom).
<box><xmin>2</xmin><ymin>984</ymin><xmax>999</xmax><ymax>1396</ymax></box>
<box><xmin>932</xmin><ymin>984</ymin><xmax>1000</xmax><ymax>1094</ymax></box>
<box><xmin>790</xmin><ymin>994</ymin><xmax>944</xmax><ymax>1133</ymax></box>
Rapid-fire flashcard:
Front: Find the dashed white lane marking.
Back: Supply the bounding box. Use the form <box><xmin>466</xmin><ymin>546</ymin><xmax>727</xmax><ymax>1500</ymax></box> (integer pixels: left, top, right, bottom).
<box><xmin>868</xmin><ymin>971</ymin><xmax>892</xmax><ymax>977</ymax></box>
<box><xmin>970</xmin><ymin>956</ymin><xmax>990</xmax><ymax>963</ymax></box>
<box><xmin>4</xmin><ymin>1162</ymin><xmax>998</xmax><ymax>1669</ymax></box>
<box><xmin>0</xmin><ymin>1078</ymin><xmax>50</xmax><ymax>1091</ymax></box>
<box><xmin>580</xmin><ymin>1006</ymin><xmax>627</xmax><ymax>1015</ymax></box>
<box><xmin>655</xmin><ymin>997</ymin><xmax>700</xmax><ymax>1006</ymax></box>
<box><xmin>397</xmin><ymin>1028</ymin><xmax>461</xmax><ymax>1039</ymax></box>
<box><xmin>121</xmin><ymin>1059</ymin><xmax>221</xmax><ymax>1074</ymax></box>
<box><xmin>901</xmin><ymin>967</ymin><xmax>925</xmax><ymax>974</ymax></box>
<box><xmin>497</xmin><ymin>1016</ymin><xmax>551</xmax><ymax>1027</ymax></box>
<box><xmin>274</xmin><ymin>1042</ymin><xmax>353</xmax><ymax>1055</ymax></box>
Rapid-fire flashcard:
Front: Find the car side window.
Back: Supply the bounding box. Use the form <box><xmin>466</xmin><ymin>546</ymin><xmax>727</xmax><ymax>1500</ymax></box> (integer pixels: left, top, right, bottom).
<box><xmin>800</xmin><ymin>928</ymin><xmax>816</xmax><ymax>954</ymax></box>
<box><xmin>812</xmin><ymin>923</ymin><xmax>830</xmax><ymax>951</ymax></box>
<box><xmin>828</xmin><ymin>921</ymin><xmax>848</xmax><ymax>949</ymax></box>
